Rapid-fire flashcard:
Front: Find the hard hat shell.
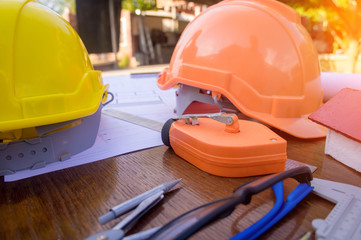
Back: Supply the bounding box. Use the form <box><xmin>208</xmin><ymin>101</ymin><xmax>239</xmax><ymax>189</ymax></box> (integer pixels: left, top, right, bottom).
<box><xmin>0</xmin><ymin>0</ymin><xmax>107</xmax><ymax>132</ymax></box>
<box><xmin>158</xmin><ymin>0</ymin><xmax>326</xmax><ymax>139</ymax></box>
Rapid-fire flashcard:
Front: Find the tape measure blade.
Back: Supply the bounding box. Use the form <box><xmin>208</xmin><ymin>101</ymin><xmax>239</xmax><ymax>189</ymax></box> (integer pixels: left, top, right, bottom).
<box><xmin>102</xmin><ymin>108</ymin><xmax>163</xmax><ymax>132</ymax></box>
<box><xmin>285</xmin><ymin>159</ymin><xmax>317</xmax><ymax>173</ymax></box>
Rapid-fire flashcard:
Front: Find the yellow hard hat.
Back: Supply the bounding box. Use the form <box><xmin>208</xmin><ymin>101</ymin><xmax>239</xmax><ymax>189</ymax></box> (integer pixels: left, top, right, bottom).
<box><xmin>158</xmin><ymin>0</ymin><xmax>326</xmax><ymax>139</ymax></box>
<box><xmin>0</xmin><ymin>0</ymin><xmax>108</xmax><ymax>175</ymax></box>
<box><xmin>0</xmin><ymin>0</ymin><xmax>107</xmax><ymax>132</ymax></box>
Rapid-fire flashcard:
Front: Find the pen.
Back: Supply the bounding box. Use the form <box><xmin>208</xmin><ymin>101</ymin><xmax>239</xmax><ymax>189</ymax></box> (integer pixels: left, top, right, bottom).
<box><xmin>98</xmin><ymin>179</ymin><xmax>181</xmax><ymax>224</ymax></box>
<box><xmin>298</xmin><ymin>231</ymin><xmax>312</xmax><ymax>240</ymax></box>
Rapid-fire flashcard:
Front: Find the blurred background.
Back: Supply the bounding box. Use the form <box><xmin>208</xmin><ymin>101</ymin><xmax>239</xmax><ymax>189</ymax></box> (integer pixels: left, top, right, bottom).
<box><xmin>39</xmin><ymin>0</ymin><xmax>361</xmax><ymax>73</ymax></box>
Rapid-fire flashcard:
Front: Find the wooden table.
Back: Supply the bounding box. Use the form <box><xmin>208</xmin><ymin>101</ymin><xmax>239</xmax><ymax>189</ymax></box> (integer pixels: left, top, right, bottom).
<box><xmin>1</xmin><ymin>127</ymin><xmax>361</xmax><ymax>240</ymax></box>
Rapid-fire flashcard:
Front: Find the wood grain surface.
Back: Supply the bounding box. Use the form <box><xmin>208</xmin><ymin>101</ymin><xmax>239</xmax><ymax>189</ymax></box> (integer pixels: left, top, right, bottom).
<box><xmin>1</xmin><ymin>127</ymin><xmax>361</xmax><ymax>240</ymax></box>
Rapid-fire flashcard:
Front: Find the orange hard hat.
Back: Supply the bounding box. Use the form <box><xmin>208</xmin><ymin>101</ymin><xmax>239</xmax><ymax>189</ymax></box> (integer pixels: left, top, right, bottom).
<box><xmin>158</xmin><ymin>0</ymin><xmax>326</xmax><ymax>139</ymax></box>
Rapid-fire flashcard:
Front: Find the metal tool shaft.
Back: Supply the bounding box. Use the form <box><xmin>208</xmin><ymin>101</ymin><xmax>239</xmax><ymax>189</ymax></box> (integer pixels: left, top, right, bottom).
<box><xmin>98</xmin><ymin>179</ymin><xmax>181</xmax><ymax>224</ymax></box>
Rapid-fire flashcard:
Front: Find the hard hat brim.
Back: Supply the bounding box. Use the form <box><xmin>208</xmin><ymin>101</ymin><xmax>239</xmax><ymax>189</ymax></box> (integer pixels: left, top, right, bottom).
<box><xmin>245</xmin><ymin>110</ymin><xmax>327</xmax><ymax>139</ymax></box>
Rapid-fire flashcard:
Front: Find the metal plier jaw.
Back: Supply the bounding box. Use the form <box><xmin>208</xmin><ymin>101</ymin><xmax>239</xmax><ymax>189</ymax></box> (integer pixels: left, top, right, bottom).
<box><xmin>86</xmin><ymin>179</ymin><xmax>181</xmax><ymax>240</ymax></box>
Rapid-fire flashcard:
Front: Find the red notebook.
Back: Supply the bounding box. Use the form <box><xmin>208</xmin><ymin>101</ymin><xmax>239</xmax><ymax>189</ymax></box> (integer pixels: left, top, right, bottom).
<box><xmin>309</xmin><ymin>88</ymin><xmax>361</xmax><ymax>143</ymax></box>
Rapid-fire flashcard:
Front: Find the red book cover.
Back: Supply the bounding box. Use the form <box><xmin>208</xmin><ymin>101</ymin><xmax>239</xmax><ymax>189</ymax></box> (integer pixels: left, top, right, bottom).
<box><xmin>309</xmin><ymin>88</ymin><xmax>361</xmax><ymax>143</ymax></box>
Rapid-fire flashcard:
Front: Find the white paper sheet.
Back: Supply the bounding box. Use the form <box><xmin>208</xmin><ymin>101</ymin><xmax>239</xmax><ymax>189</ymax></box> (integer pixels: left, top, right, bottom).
<box><xmin>5</xmin><ymin>73</ymin><xmax>177</xmax><ymax>182</ymax></box>
<box><xmin>103</xmin><ymin>73</ymin><xmax>177</xmax><ymax>123</ymax></box>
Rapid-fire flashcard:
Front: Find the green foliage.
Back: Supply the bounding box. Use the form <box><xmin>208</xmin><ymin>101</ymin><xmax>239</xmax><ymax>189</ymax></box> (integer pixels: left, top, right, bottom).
<box><xmin>122</xmin><ymin>0</ymin><xmax>157</xmax><ymax>12</ymax></box>
<box><xmin>279</xmin><ymin>0</ymin><xmax>361</xmax><ymax>47</ymax></box>
<box><xmin>118</xmin><ymin>55</ymin><xmax>130</xmax><ymax>68</ymax></box>
<box><xmin>279</xmin><ymin>0</ymin><xmax>361</xmax><ymax>72</ymax></box>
